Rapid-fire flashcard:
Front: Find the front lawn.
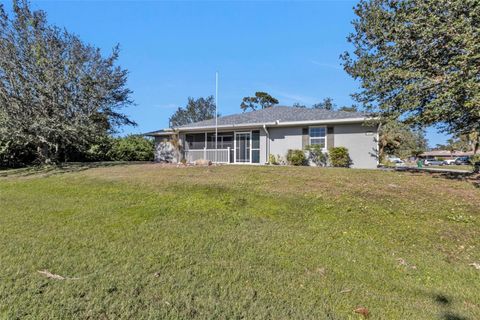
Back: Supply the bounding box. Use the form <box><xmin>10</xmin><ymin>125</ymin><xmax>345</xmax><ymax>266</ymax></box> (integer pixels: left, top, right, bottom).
<box><xmin>427</xmin><ymin>165</ymin><xmax>474</xmax><ymax>171</ymax></box>
<box><xmin>0</xmin><ymin>164</ymin><xmax>479</xmax><ymax>319</ymax></box>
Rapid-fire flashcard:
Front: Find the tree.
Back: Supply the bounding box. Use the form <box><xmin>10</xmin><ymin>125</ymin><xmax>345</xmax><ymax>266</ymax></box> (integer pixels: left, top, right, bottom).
<box><xmin>378</xmin><ymin>121</ymin><xmax>427</xmax><ymax>161</ymax></box>
<box><xmin>338</xmin><ymin>105</ymin><xmax>358</xmax><ymax>112</ymax></box>
<box><xmin>0</xmin><ymin>1</ymin><xmax>134</xmax><ymax>165</ymax></box>
<box><xmin>169</xmin><ymin>96</ymin><xmax>216</xmax><ymax>127</ymax></box>
<box><xmin>312</xmin><ymin>97</ymin><xmax>336</xmax><ymax>110</ymax></box>
<box><xmin>437</xmin><ymin>133</ymin><xmax>479</xmax><ymax>153</ymax></box>
<box><xmin>292</xmin><ymin>102</ymin><xmax>307</xmax><ymax>108</ymax></box>
<box><xmin>240</xmin><ymin>92</ymin><xmax>278</xmax><ymax>112</ymax></box>
<box><xmin>342</xmin><ymin>0</ymin><xmax>480</xmax><ymax>147</ymax></box>
<box><xmin>108</xmin><ymin>135</ymin><xmax>154</xmax><ymax>161</ymax></box>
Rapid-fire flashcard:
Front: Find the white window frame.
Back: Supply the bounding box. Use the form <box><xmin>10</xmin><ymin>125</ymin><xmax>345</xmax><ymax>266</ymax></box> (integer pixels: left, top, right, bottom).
<box><xmin>308</xmin><ymin>126</ymin><xmax>327</xmax><ymax>151</ymax></box>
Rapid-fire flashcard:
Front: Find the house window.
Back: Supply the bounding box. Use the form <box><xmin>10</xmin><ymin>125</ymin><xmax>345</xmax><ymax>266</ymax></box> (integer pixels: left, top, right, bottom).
<box><xmin>207</xmin><ymin>132</ymin><xmax>234</xmax><ymax>149</ymax></box>
<box><xmin>309</xmin><ymin>127</ymin><xmax>326</xmax><ymax>148</ymax></box>
<box><xmin>251</xmin><ymin>130</ymin><xmax>260</xmax><ymax>163</ymax></box>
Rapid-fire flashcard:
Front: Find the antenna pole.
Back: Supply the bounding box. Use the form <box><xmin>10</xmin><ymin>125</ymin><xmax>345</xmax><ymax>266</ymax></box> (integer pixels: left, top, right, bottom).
<box><xmin>215</xmin><ymin>72</ymin><xmax>218</xmax><ymax>164</ymax></box>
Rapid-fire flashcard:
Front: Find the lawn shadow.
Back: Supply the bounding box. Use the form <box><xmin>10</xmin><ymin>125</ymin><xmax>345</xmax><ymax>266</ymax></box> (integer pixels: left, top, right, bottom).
<box><xmin>0</xmin><ymin>161</ymin><xmax>151</xmax><ymax>178</ymax></box>
<box><xmin>442</xmin><ymin>313</ymin><xmax>468</xmax><ymax>320</ymax></box>
<box><xmin>395</xmin><ymin>167</ymin><xmax>480</xmax><ymax>188</ymax></box>
<box><xmin>431</xmin><ymin>293</ymin><xmax>469</xmax><ymax>320</ymax></box>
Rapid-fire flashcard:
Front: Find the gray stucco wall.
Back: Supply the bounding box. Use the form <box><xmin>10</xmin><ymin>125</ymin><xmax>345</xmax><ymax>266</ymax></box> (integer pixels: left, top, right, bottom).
<box><xmin>266</xmin><ymin>124</ymin><xmax>378</xmax><ymax>169</ymax></box>
<box><xmin>329</xmin><ymin>124</ymin><xmax>378</xmax><ymax>169</ymax></box>
<box><xmin>259</xmin><ymin>129</ymin><xmax>267</xmax><ymax>164</ymax></box>
<box><xmin>269</xmin><ymin>127</ymin><xmax>303</xmax><ymax>163</ymax></box>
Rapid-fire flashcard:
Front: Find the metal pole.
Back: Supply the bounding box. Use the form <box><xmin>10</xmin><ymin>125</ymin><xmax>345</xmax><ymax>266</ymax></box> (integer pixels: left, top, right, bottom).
<box><xmin>215</xmin><ymin>72</ymin><xmax>218</xmax><ymax>164</ymax></box>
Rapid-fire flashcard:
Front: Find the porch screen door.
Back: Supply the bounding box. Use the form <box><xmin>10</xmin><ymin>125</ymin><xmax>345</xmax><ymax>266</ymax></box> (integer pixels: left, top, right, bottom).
<box><xmin>235</xmin><ymin>133</ymin><xmax>251</xmax><ymax>163</ymax></box>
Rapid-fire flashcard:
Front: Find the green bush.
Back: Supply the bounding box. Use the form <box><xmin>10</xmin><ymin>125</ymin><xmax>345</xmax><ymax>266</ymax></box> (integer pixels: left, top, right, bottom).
<box><xmin>305</xmin><ymin>145</ymin><xmax>327</xmax><ymax>166</ymax></box>
<box><xmin>85</xmin><ymin>136</ymin><xmax>114</xmax><ymax>162</ymax></box>
<box><xmin>470</xmin><ymin>154</ymin><xmax>480</xmax><ymax>165</ymax></box>
<box><xmin>380</xmin><ymin>159</ymin><xmax>396</xmax><ymax>168</ymax></box>
<box><xmin>108</xmin><ymin>135</ymin><xmax>154</xmax><ymax>161</ymax></box>
<box><xmin>286</xmin><ymin>149</ymin><xmax>306</xmax><ymax>166</ymax></box>
<box><xmin>268</xmin><ymin>154</ymin><xmax>278</xmax><ymax>165</ymax></box>
<box><xmin>329</xmin><ymin>147</ymin><xmax>351</xmax><ymax>167</ymax></box>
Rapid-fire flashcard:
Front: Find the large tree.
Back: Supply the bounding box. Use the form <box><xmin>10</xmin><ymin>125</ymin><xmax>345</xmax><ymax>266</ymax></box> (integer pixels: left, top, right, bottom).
<box><xmin>378</xmin><ymin>121</ymin><xmax>427</xmax><ymax>160</ymax></box>
<box><xmin>169</xmin><ymin>96</ymin><xmax>216</xmax><ymax>127</ymax></box>
<box><xmin>0</xmin><ymin>0</ymin><xmax>134</xmax><ymax>165</ymax></box>
<box><xmin>240</xmin><ymin>92</ymin><xmax>278</xmax><ymax>112</ymax></box>
<box><xmin>342</xmin><ymin>0</ymin><xmax>480</xmax><ymax>150</ymax></box>
<box><xmin>312</xmin><ymin>97</ymin><xmax>336</xmax><ymax>110</ymax></box>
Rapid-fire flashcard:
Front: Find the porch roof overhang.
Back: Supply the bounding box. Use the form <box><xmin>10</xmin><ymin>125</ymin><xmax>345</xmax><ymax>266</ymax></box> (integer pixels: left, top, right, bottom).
<box><xmin>144</xmin><ymin>129</ymin><xmax>177</xmax><ymax>137</ymax></box>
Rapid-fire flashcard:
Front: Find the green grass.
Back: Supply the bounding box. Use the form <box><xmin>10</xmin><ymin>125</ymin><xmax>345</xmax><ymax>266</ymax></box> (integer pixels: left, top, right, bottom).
<box><xmin>0</xmin><ymin>164</ymin><xmax>479</xmax><ymax>319</ymax></box>
<box><xmin>427</xmin><ymin>165</ymin><xmax>474</xmax><ymax>171</ymax></box>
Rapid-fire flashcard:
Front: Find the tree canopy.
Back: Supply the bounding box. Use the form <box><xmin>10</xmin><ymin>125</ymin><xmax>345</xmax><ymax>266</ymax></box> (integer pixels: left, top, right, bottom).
<box><xmin>378</xmin><ymin>121</ymin><xmax>427</xmax><ymax>160</ymax></box>
<box><xmin>342</xmin><ymin>0</ymin><xmax>480</xmax><ymax>139</ymax></box>
<box><xmin>312</xmin><ymin>98</ymin><xmax>336</xmax><ymax>110</ymax></box>
<box><xmin>169</xmin><ymin>96</ymin><xmax>216</xmax><ymax>127</ymax></box>
<box><xmin>0</xmin><ymin>0</ymin><xmax>134</xmax><ymax>165</ymax></box>
<box><xmin>240</xmin><ymin>92</ymin><xmax>278</xmax><ymax>112</ymax></box>
<box><xmin>435</xmin><ymin>132</ymin><xmax>479</xmax><ymax>153</ymax></box>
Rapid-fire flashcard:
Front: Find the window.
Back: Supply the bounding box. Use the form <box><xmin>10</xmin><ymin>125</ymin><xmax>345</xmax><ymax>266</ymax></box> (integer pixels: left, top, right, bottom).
<box><xmin>207</xmin><ymin>132</ymin><xmax>234</xmax><ymax>149</ymax></box>
<box><xmin>251</xmin><ymin>130</ymin><xmax>260</xmax><ymax>163</ymax></box>
<box><xmin>185</xmin><ymin>133</ymin><xmax>205</xmax><ymax>150</ymax></box>
<box><xmin>309</xmin><ymin>127</ymin><xmax>326</xmax><ymax>148</ymax></box>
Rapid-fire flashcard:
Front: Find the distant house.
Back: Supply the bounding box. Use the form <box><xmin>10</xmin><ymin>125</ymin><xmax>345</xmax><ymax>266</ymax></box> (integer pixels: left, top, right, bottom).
<box><xmin>146</xmin><ymin>106</ymin><xmax>379</xmax><ymax>169</ymax></box>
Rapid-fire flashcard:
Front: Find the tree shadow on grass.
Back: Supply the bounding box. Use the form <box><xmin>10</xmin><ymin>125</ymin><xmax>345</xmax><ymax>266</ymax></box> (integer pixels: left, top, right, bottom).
<box><xmin>395</xmin><ymin>167</ymin><xmax>480</xmax><ymax>188</ymax></box>
<box><xmin>0</xmin><ymin>161</ymin><xmax>151</xmax><ymax>178</ymax></box>
<box><xmin>431</xmin><ymin>294</ymin><xmax>469</xmax><ymax>320</ymax></box>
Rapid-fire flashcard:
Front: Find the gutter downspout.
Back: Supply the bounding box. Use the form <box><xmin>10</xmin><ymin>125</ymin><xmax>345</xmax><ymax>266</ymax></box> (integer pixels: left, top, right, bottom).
<box><xmin>263</xmin><ymin>124</ymin><xmax>270</xmax><ymax>164</ymax></box>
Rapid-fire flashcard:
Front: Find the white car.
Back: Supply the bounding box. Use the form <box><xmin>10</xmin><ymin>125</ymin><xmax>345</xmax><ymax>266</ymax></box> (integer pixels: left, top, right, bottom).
<box><xmin>424</xmin><ymin>158</ymin><xmax>444</xmax><ymax>166</ymax></box>
<box><xmin>388</xmin><ymin>157</ymin><xmax>405</xmax><ymax>166</ymax></box>
<box><xmin>443</xmin><ymin>158</ymin><xmax>457</xmax><ymax>165</ymax></box>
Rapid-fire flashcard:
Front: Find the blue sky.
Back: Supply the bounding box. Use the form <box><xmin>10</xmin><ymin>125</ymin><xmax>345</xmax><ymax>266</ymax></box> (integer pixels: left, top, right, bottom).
<box><xmin>5</xmin><ymin>1</ymin><xmax>448</xmax><ymax>146</ymax></box>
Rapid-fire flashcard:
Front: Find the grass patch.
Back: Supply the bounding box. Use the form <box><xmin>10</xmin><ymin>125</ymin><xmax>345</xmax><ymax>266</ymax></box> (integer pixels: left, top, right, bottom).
<box><xmin>0</xmin><ymin>164</ymin><xmax>479</xmax><ymax>319</ymax></box>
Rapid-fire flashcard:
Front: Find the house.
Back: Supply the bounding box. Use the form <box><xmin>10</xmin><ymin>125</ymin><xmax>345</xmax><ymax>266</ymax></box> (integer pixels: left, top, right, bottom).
<box><xmin>146</xmin><ymin>106</ymin><xmax>379</xmax><ymax>169</ymax></box>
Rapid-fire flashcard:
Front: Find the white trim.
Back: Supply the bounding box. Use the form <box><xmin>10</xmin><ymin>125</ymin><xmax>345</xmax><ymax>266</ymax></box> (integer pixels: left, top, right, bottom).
<box><xmin>175</xmin><ymin>117</ymin><xmax>372</xmax><ymax>132</ymax></box>
<box><xmin>234</xmin><ymin>131</ymin><xmax>252</xmax><ymax>164</ymax></box>
<box><xmin>308</xmin><ymin>126</ymin><xmax>327</xmax><ymax>151</ymax></box>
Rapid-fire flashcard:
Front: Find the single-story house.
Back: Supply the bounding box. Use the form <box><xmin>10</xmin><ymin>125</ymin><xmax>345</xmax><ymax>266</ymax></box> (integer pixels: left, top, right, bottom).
<box><xmin>145</xmin><ymin>106</ymin><xmax>379</xmax><ymax>169</ymax></box>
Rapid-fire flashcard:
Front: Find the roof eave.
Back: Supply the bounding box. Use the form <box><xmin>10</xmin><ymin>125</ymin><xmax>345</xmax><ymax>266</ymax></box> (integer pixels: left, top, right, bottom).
<box><xmin>175</xmin><ymin>117</ymin><xmax>375</xmax><ymax>132</ymax></box>
<box><xmin>143</xmin><ymin>129</ymin><xmax>176</xmax><ymax>136</ymax></box>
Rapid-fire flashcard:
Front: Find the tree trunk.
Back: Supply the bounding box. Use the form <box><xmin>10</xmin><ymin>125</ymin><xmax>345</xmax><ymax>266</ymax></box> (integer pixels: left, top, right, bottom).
<box><xmin>37</xmin><ymin>143</ymin><xmax>52</xmax><ymax>165</ymax></box>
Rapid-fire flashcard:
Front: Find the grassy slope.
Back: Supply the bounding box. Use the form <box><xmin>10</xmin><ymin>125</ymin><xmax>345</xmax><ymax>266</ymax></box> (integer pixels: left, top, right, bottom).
<box><xmin>0</xmin><ymin>164</ymin><xmax>479</xmax><ymax>319</ymax></box>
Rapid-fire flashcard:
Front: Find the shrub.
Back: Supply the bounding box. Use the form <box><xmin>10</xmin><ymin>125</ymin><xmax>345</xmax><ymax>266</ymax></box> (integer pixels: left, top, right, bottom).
<box><xmin>329</xmin><ymin>147</ymin><xmax>351</xmax><ymax>167</ymax></box>
<box><xmin>85</xmin><ymin>136</ymin><xmax>114</xmax><ymax>162</ymax></box>
<box><xmin>286</xmin><ymin>149</ymin><xmax>306</xmax><ymax>166</ymax></box>
<box><xmin>268</xmin><ymin>154</ymin><xmax>278</xmax><ymax>165</ymax></box>
<box><xmin>108</xmin><ymin>135</ymin><xmax>154</xmax><ymax>161</ymax></box>
<box><xmin>305</xmin><ymin>145</ymin><xmax>327</xmax><ymax>166</ymax></box>
<box><xmin>470</xmin><ymin>154</ymin><xmax>480</xmax><ymax>165</ymax></box>
<box><xmin>380</xmin><ymin>159</ymin><xmax>396</xmax><ymax>168</ymax></box>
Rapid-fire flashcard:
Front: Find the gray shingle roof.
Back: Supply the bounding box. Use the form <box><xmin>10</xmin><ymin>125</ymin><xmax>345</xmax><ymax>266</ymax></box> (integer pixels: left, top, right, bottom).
<box><xmin>175</xmin><ymin>106</ymin><xmax>366</xmax><ymax>129</ymax></box>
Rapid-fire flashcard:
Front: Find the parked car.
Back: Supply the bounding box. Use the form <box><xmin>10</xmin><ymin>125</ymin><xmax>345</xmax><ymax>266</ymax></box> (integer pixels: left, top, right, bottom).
<box><xmin>424</xmin><ymin>158</ymin><xmax>444</xmax><ymax>166</ymax></box>
<box><xmin>443</xmin><ymin>158</ymin><xmax>457</xmax><ymax>165</ymax></box>
<box><xmin>455</xmin><ymin>156</ymin><xmax>470</xmax><ymax>165</ymax></box>
<box><xmin>388</xmin><ymin>156</ymin><xmax>404</xmax><ymax>164</ymax></box>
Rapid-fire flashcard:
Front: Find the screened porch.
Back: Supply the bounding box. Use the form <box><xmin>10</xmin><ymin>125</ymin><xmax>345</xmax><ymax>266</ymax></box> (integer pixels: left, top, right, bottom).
<box><xmin>183</xmin><ymin>130</ymin><xmax>260</xmax><ymax>164</ymax></box>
